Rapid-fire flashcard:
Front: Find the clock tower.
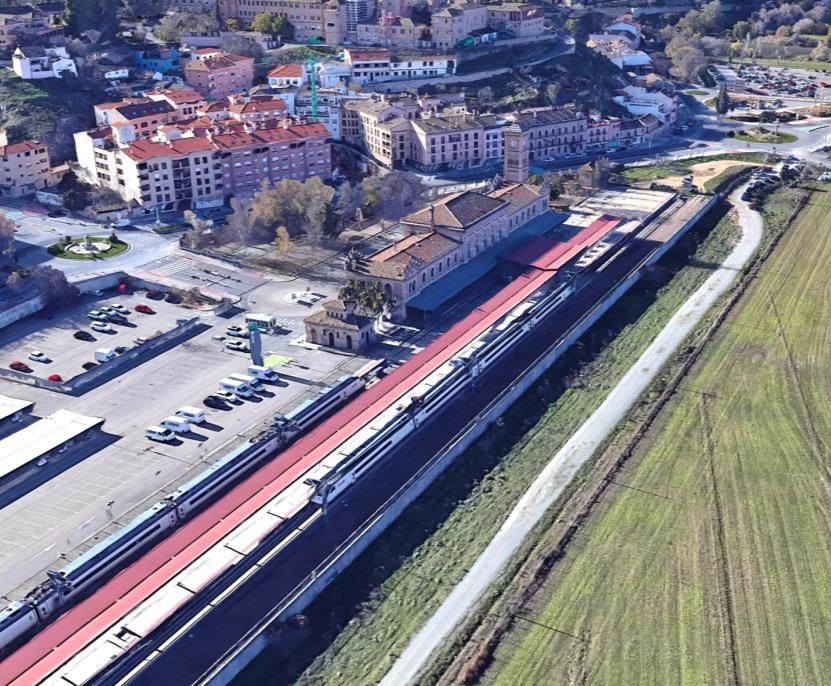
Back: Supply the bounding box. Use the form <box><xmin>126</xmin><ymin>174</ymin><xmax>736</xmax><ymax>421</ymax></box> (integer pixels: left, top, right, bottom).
<box><xmin>503</xmin><ymin>123</ymin><xmax>529</xmax><ymax>184</ymax></box>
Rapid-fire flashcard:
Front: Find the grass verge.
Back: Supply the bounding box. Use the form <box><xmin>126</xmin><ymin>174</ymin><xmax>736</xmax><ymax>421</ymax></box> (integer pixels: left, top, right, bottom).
<box><xmin>703</xmin><ymin>164</ymin><xmax>752</xmax><ymax>193</ymax></box>
<box><xmin>232</xmin><ymin>203</ymin><xmax>741</xmax><ymax>686</ymax></box>
<box><xmin>685</xmin><ymin>89</ymin><xmax>709</xmax><ymax>96</ymax></box>
<box><xmin>731</xmin><ymin>129</ymin><xmax>798</xmax><ymax>145</ymax></box>
<box><xmin>449</xmin><ymin>183</ymin><xmax>827</xmax><ymax>686</ymax></box>
<box><xmin>621</xmin><ymin>152</ymin><xmax>773</xmax><ymax>183</ymax></box>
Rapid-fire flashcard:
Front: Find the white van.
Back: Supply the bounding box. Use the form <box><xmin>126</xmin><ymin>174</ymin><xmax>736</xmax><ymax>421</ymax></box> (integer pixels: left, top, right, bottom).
<box><xmin>248</xmin><ymin>365</ymin><xmax>279</xmax><ymax>382</ymax></box>
<box><xmin>228</xmin><ymin>372</ymin><xmax>264</xmax><ymax>392</ymax></box>
<box><xmin>146</xmin><ymin>426</ymin><xmax>175</xmax><ymax>442</ymax></box>
<box><xmin>94</xmin><ymin>348</ymin><xmax>117</xmax><ymax>362</ymax></box>
<box><xmin>218</xmin><ymin>377</ymin><xmax>254</xmax><ymax>398</ymax></box>
<box><xmin>160</xmin><ymin>416</ymin><xmax>191</xmax><ymax>434</ymax></box>
<box><xmin>175</xmin><ymin>406</ymin><xmax>206</xmax><ymax>424</ymax></box>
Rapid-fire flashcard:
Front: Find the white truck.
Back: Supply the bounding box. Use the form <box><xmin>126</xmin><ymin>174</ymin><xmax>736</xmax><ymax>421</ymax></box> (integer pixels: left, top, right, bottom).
<box><xmin>94</xmin><ymin>348</ymin><xmax>117</xmax><ymax>363</ymax></box>
<box><xmin>218</xmin><ymin>377</ymin><xmax>254</xmax><ymax>398</ymax></box>
<box><xmin>248</xmin><ymin>364</ymin><xmax>279</xmax><ymax>382</ymax></box>
<box><xmin>228</xmin><ymin>372</ymin><xmax>264</xmax><ymax>392</ymax></box>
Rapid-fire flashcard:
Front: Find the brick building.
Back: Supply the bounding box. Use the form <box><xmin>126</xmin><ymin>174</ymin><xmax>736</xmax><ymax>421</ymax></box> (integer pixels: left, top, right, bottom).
<box><xmin>183</xmin><ymin>52</ymin><xmax>255</xmax><ymax>100</ymax></box>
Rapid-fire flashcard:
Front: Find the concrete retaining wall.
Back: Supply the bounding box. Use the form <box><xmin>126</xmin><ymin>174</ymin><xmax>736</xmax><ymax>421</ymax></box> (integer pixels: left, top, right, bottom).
<box><xmin>200</xmin><ymin>196</ymin><xmax>719</xmax><ymax>684</ymax></box>
<box><xmin>0</xmin><ymin>292</ymin><xmax>45</xmax><ymax>331</ymax></box>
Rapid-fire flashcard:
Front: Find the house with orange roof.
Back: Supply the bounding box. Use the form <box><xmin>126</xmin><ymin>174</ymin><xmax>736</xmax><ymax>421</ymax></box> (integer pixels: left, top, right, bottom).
<box><xmin>183</xmin><ymin>51</ymin><xmax>255</xmax><ymax>101</ymax></box>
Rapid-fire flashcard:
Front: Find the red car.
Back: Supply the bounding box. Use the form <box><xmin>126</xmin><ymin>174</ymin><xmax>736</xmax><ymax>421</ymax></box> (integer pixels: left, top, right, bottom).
<box><xmin>135</xmin><ymin>304</ymin><xmax>155</xmax><ymax>314</ymax></box>
<box><xmin>48</xmin><ymin>374</ymin><xmax>63</xmax><ymax>382</ymax></box>
<box><xmin>10</xmin><ymin>361</ymin><xmax>32</xmax><ymax>373</ymax></box>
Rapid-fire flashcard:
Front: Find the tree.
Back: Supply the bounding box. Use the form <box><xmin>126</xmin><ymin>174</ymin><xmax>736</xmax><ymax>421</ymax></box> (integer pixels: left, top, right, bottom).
<box><xmin>9</xmin><ymin>266</ymin><xmax>79</xmax><ymax>305</ymax></box>
<box><xmin>359</xmin><ymin>172</ymin><xmax>424</xmax><ymax>222</ymax></box>
<box><xmin>63</xmin><ymin>0</ymin><xmax>119</xmax><ymax>38</ymax></box>
<box><xmin>223</xmin><ymin>195</ymin><xmax>258</xmax><ymax>244</ymax></box>
<box><xmin>225</xmin><ymin>18</ymin><xmax>241</xmax><ymax>32</ymax></box>
<box><xmin>543</xmin><ymin>83</ymin><xmax>561</xmax><ymax>106</ymax></box>
<box><xmin>715</xmin><ymin>85</ymin><xmax>731</xmax><ymax>115</ymax></box>
<box><xmin>0</xmin><ymin>213</ymin><xmax>16</xmax><ymax>265</ymax></box>
<box><xmin>246</xmin><ymin>176</ymin><xmax>337</xmax><ymax>244</ymax></box>
<box><xmin>122</xmin><ymin>0</ymin><xmax>163</xmax><ymax>19</ymax></box>
<box><xmin>732</xmin><ymin>20</ymin><xmax>751</xmax><ymax>40</ymax></box>
<box><xmin>274</xmin><ymin>226</ymin><xmax>291</xmax><ymax>253</ymax></box>
<box><xmin>251</xmin><ymin>12</ymin><xmax>291</xmax><ymax>39</ymax></box>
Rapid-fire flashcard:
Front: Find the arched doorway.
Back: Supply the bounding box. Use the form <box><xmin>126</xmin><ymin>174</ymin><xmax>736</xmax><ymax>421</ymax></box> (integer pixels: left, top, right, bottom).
<box><xmin>346</xmin><ymin>335</ymin><xmax>353</xmax><ymax>350</ymax></box>
<box><xmin>310</xmin><ymin>329</ymin><xmax>317</xmax><ymax>344</ymax></box>
<box><xmin>328</xmin><ymin>332</ymin><xmax>335</xmax><ymax>347</ymax></box>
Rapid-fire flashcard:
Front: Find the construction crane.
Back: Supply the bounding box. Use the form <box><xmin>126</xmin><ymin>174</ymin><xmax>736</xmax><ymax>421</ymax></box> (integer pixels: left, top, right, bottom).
<box><xmin>307</xmin><ymin>55</ymin><xmax>318</xmax><ymax>122</ymax></box>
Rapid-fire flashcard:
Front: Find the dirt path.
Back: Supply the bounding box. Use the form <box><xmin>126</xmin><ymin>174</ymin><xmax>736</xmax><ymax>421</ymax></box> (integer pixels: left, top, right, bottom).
<box><xmin>378</xmin><ymin>188</ymin><xmax>764</xmax><ymax>686</ymax></box>
<box><xmin>660</xmin><ymin>160</ymin><xmax>762</xmax><ymax>190</ymax></box>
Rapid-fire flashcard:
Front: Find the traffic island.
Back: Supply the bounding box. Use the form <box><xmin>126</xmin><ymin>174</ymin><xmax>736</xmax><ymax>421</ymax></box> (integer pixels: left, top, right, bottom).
<box><xmin>47</xmin><ymin>234</ymin><xmax>130</xmax><ymax>260</ymax></box>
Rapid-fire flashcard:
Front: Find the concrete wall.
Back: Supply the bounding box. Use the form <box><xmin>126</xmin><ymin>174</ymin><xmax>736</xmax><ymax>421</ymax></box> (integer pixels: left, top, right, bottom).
<box><xmin>200</xmin><ymin>194</ymin><xmax>719</xmax><ymax>685</ymax></box>
<box><xmin>0</xmin><ymin>292</ymin><xmax>45</xmax><ymax>331</ymax></box>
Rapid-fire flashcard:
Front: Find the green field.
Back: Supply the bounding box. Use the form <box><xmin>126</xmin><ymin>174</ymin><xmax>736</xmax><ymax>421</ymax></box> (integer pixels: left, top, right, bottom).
<box><xmin>684</xmin><ymin>89</ymin><xmax>709</xmax><ymax>96</ymax></box>
<box><xmin>621</xmin><ymin>153</ymin><xmax>772</xmax><ymax>184</ymax></box>
<box><xmin>234</xmin><ymin>207</ymin><xmax>741</xmax><ymax>686</ymax></box>
<box><xmin>727</xmin><ymin>57</ymin><xmax>831</xmax><ymax>72</ymax></box>
<box><xmin>477</xmin><ymin>185</ymin><xmax>831</xmax><ymax>685</ymax></box>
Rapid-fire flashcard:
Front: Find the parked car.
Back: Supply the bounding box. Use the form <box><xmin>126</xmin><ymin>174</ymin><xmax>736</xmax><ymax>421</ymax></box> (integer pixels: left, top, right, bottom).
<box><xmin>10</xmin><ymin>361</ymin><xmax>32</xmax><ymax>373</ymax></box>
<box><xmin>87</xmin><ymin>310</ymin><xmax>108</xmax><ymax>321</ymax></box>
<box><xmin>165</xmin><ymin>292</ymin><xmax>182</xmax><ymax>304</ymax></box>
<box><xmin>226</xmin><ymin>325</ymin><xmax>249</xmax><ymax>338</ymax></box>
<box><xmin>226</xmin><ymin>340</ymin><xmax>249</xmax><ymax>352</ymax></box>
<box><xmin>114</xmin><ymin>346</ymin><xmax>129</xmax><ymax>354</ymax></box>
<box><xmin>74</xmin><ymin>330</ymin><xmax>96</xmax><ymax>341</ymax></box>
<box><xmin>134</xmin><ymin>304</ymin><xmax>155</xmax><ymax>314</ymax></box>
<box><xmin>111</xmin><ymin>304</ymin><xmax>130</xmax><ymax>315</ymax></box>
<box><xmin>110</xmin><ymin>218</ymin><xmax>131</xmax><ymax>228</ymax></box>
<box><xmin>146</xmin><ymin>290</ymin><xmax>165</xmax><ymax>300</ymax></box>
<box><xmin>214</xmin><ymin>389</ymin><xmax>241</xmax><ymax>404</ymax></box>
<box><xmin>91</xmin><ymin>321</ymin><xmax>114</xmax><ymax>333</ymax></box>
<box><xmin>203</xmin><ymin>395</ymin><xmax>229</xmax><ymax>410</ymax></box>
<box><xmin>82</xmin><ymin>361</ymin><xmax>97</xmax><ymax>370</ymax></box>
<box><xmin>90</xmin><ymin>290</ymin><xmax>105</xmax><ymax>296</ymax></box>
<box><xmin>106</xmin><ymin>313</ymin><xmax>129</xmax><ymax>325</ymax></box>
<box><xmin>47</xmin><ymin>374</ymin><xmax>63</xmax><ymax>382</ymax></box>
<box><xmin>27</xmin><ymin>351</ymin><xmax>50</xmax><ymax>363</ymax></box>
<box><xmin>133</xmin><ymin>337</ymin><xmax>148</xmax><ymax>346</ymax></box>
<box><xmin>47</xmin><ymin>208</ymin><xmax>66</xmax><ymax>218</ymax></box>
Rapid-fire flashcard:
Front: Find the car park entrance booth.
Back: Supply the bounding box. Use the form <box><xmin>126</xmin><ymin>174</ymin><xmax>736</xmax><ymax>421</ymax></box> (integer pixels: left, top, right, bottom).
<box><xmin>244</xmin><ymin>313</ymin><xmax>275</xmax><ymax>332</ymax></box>
<box><xmin>0</xmin><ymin>410</ymin><xmax>104</xmax><ymax>485</ymax></box>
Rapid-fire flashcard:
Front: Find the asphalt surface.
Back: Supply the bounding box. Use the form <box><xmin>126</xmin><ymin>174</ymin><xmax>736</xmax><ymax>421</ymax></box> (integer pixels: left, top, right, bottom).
<box><xmin>379</xmin><ymin>185</ymin><xmax>764</xmax><ymax>685</ymax></box>
<box><xmin>112</xmin><ymin>205</ymin><xmax>692</xmax><ymax>685</ymax></box>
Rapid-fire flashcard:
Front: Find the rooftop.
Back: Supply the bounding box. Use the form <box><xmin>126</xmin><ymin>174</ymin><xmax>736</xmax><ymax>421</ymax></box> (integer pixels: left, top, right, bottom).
<box><xmin>403</xmin><ymin>190</ymin><xmax>505</xmax><ymax>231</ymax></box>
<box><xmin>268</xmin><ymin>63</ymin><xmax>303</xmax><ymax>79</ymax></box>
<box><xmin>359</xmin><ymin>231</ymin><xmax>459</xmax><ymax>279</ymax></box>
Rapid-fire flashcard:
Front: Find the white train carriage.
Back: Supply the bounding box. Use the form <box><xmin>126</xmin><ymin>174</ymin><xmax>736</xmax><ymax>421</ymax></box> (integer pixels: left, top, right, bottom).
<box><xmin>0</xmin><ymin>602</ymin><xmax>38</xmax><ymax>651</ymax></box>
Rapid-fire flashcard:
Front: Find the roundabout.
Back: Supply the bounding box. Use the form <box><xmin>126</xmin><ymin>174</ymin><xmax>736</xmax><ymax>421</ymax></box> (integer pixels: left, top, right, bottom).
<box><xmin>47</xmin><ymin>234</ymin><xmax>130</xmax><ymax>260</ymax></box>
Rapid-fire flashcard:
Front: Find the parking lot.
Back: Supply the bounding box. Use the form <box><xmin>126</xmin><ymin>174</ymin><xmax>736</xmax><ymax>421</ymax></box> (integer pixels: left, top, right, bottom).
<box><xmin>0</xmin><ymin>290</ymin><xmax>194</xmax><ymax>383</ymax></box>
<box><xmin>713</xmin><ymin>63</ymin><xmax>831</xmax><ymax>99</ymax></box>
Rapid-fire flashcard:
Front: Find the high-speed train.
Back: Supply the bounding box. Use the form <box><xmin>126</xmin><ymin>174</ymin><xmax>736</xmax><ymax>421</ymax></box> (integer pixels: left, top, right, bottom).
<box><xmin>308</xmin><ymin>280</ymin><xmax>577</xmax><ymax>505</ymax></box>
<box><xmin>0</xmin><ymin>375</ymin><xmax>363</xmax><ymax>652</ymax></box>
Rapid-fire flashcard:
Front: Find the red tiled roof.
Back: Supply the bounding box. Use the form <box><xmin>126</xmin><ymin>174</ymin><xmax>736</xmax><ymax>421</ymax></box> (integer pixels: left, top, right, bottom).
<box><xmin>159</xmin><ymin>89</ymin><xmax>204</xmax><ymax>104</ymax></box>
<box><xmin>122</xmin><ymin>136</ymin><xmax>214</xmax><ymax>161</ymax></box>
<box><xmin>268</xmin><ymin>63</ymin><xmax>303</xmax><ymax>79</ymax></box>
<box><xmin>0</xmin><ymin>140</ymin><xmax>43</xmax><ymax>156</ymax></box>
<box><xmin>184</xmin><ymin>53</ymin><xmax>253</xmax><ymax>72</ymax></box>
<box><xmin>228</xmin><ymin>98</ymin><xmax>287</xmax><ymax>115</ymax></box>
<box><xmin>345</xmin><ymin>48</ymin><xmax>390</xmax><ymax>62</ymax></box>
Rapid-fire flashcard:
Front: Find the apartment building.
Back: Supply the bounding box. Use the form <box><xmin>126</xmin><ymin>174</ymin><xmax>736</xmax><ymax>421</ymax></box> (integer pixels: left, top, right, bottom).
<box><xmin>183</xmin><ymin>52</ymin><xmax>255</xmax><ymax>100</ymax></box>
<box><xmin>219</xmin><ymin>0</ymin><xmax>346</xmax><ymax>44</ymax></box>
<box><xmin>486</xmin><ymin>3</ymin><xmax>544</xmax><ymax>37</ymax></box>
<box><xmin>409</xmin><ymin>114</ymin><xmax>501</xmax><ymax>170</ymax></box>
<box><xmin>344</xmin><ymin>48</ymin><xmax>392</xmax><ymax>84</ymax></box>
<box><xmin>340</xmin><ymin>96</ymin><xmax>423</xmax><ymax>166</ymax></box>
<box><xmin>0</xmin><ymin>6</ymin><xmax>63</xmax><ymax>50</ymax></box>
<box><xmin>585</xmin><ymin>115</ymin><xmax>621</xmax><ymax>153</ymax></box>
<box><xmin>617</xmin><ymin>113</ymin><xmax>660</xmax><ymax>147</ymax></box>
<box><xmin>507</xmin><ymin>107</ymin><xmax>587</xmax><ymax>160</ymax></box>
<box><xmin>356</xmin><ymin>15</ymin><xmax>429</xmax><ymax>49</ymax></box>
<box><xmin>74</xmin><ymin>119</ymin><xmax>331</xmax><ymax>212</ymax></box>
<box><xmin>0</xmin><ymin>130</ymin><xmax>64</xmax><ymax>198</ymax></box>
<box><xmin>431</xmin><ymin>4</ymin><xmax>487</xmax><ymax>49</ymax></box>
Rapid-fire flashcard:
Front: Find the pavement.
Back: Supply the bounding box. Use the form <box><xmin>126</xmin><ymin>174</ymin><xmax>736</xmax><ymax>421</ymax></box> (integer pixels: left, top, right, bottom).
<box><xmin>378</xmin><ymin>185</ymin><xmax>764</xmax><ymax>686</ymax></box>
<box><xmin>1</xmin><ymin>200</ymin><xmax>178</xmax><ymax>279</ymax></box>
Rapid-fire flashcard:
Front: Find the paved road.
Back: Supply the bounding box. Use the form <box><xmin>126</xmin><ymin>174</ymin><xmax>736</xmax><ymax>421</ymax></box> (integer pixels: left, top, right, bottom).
<box><xmin>379</xmin><ymin>186</ymin><xmax>764</xmax><ymax>686</ymax></box>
